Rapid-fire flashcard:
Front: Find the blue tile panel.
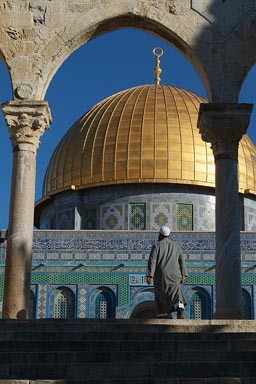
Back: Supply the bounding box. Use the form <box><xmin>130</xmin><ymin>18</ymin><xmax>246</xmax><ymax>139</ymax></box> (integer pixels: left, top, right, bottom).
<box><xmin>0</xmin><ymin>230</ymin><xmax>256</xmax><ymax>318</ymax></box>
<box><xmin>129</xmin><ymin>203</ymin><xmax>146</xmax><ymax>230</ymax></box>
<box><xmin>29</xmin><ymin>230</ymin><xmax>255</xmax><ymax>252</ymax></box>
<box><xmin>40</xmin><ymin>185</ymin><xmax>218</xmax><ymax>231</ymax></box>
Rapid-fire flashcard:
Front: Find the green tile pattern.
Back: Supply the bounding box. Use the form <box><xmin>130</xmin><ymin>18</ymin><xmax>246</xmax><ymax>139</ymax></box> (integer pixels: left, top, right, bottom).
<box><xmin>31</xmin><ymin>273</ymin><xmax>128</xmax><ymax>306</ymax></box>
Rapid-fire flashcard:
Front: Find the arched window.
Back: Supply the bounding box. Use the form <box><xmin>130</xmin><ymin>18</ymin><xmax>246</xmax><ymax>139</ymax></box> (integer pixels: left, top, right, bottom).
<box><xmin>189</xmin><ymin>288</ymin><xmax>211</xmax><ymax>320</ymax></box>
<box><xmin>54</xmin><ymin>287</ymin><xmax>75</xmax><ymax>318</ymax></box>
<box><xmin>242</xmin><ymin>288</ymin><xmax>252</xmax><ymax>319</ymax></box>
<box><xmin>95</xmin><ymin>289</ymin><xmax>115</xmax><ymax>319</ymax></box>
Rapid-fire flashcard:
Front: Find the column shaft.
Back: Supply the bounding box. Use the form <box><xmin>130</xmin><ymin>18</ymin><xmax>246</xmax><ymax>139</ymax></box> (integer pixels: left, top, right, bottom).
<box><xmin>3</xmin><ymin>145</ymin><xmax>36</xmax><ymax>318</ymax></box>
<box><xmin>215</xmin><ymin>157</ymin><xmax>241</xmax><ymax>318</ymax></box>
<box><xmin>198</xmin><ymin>103</ymin><xmax>253</xmax><ymax>319</ymax></box>
<box><xmin>1</xmin><ymin>101</ymin><xmax>52</xmax><ymax>319</ymax></box>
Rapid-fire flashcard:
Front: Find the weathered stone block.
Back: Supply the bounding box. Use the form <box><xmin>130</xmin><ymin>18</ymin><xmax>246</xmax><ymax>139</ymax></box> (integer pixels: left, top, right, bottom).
<box><xmin>0</xmin><ymin>12</ymin><xmax>32</xmax><ymax>26</ymax></box>
<box><xmin>45</xmin><ymin>13</ymin><xmax>76</xmax><ymax>27</ymax></box>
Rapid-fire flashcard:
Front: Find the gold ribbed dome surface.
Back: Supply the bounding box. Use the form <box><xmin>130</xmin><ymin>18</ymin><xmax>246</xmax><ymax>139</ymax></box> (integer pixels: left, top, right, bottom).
<box><xmin>43</xmin><ymin>85</ymin><xmax>256</xmax><ymax>197</ymax></box>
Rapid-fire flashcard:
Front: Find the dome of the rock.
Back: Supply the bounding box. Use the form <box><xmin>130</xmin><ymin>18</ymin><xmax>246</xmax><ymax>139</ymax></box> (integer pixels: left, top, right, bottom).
<box><xmin>35</xmin><ymin>85</ymin><xmax>256</xmax><ymax>231</ymax></box>
<box><xmin>42</xmin><ymin>85</ymin><xmax>256</xmax><ymax>197</ymax></box>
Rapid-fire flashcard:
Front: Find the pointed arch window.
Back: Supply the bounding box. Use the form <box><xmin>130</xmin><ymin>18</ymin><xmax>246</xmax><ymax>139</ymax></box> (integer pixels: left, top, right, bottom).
<box><xmin>189</xmin><ymin>288</ymin><xmax>211</xmax><ymax>320</ymax></box>
<box><xmin>95</xmin><ymin>289</ymin><xmax>115</xmax><ymax>319</ymax></box>
<box><xmin>54</xmin><ymin>287</ymin><xmax>75</xmax><ymax>318</ymax></box>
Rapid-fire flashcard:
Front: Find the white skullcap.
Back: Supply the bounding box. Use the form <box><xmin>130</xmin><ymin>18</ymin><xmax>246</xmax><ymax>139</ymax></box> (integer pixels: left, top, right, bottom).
<box><xmin>159</xmin><ymin>226</ymin><xmax>171</xmax><ymax>237</ymax></box>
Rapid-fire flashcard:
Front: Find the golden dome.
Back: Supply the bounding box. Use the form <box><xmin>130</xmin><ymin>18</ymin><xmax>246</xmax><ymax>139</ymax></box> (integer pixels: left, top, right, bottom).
<box><xmin>42</xmin><ymin>85</ymin><xmax>256</xmax><ymax>198</ymax></box>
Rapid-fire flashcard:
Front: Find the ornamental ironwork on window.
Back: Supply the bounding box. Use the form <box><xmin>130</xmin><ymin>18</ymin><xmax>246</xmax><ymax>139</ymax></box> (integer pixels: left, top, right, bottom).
<box><xmin>54</xmin><ymin>287</ymin><xmax>75</xmax><ymax>318</ymax></box>
<box><xmin>95</xmin><ymin>289</ymin><xmax>114</xmax><ymax>319</ymax></box>
<box><xmin>189</xmin><ymin>288</ymin><xmax>210</xmax><ymax>319</ymax></box>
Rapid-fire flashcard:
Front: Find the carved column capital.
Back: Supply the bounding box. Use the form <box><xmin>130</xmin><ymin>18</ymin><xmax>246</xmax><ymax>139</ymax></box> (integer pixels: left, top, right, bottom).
<box><xmin>1</xmin><ymin>101</ymin><xmax>52</xmax><ymax>151</ymax></box>
<box><xmin>197</xmin><ymin>103</ymin><xmax>253</xmax><ymax>160</ymax></box>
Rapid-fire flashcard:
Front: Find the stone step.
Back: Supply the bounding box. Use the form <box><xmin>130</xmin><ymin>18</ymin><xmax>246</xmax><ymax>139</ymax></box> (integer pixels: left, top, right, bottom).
<box><xmin>0</xmin><ymin>331</ymin><xmax>256</xmax><ymax>342</ymax></box>
<box><xmin>1</xmin><ymin>350</ymin><xmax>256</xmax><ymax>364</ymax></box>
<box><xmin>0</xmin><ymin>320</ymin><xmax>254</xmax><ymax>382</ymax></box>
<box><xmin>0</xmin><ymin>379</ymin><xmax>253</xmax><ymax>384</ymax></box>
<box><xmin>0</xmin><ymin>361</ymin><xmax>254</xmax><ymax>380</ymax></box>
<box><xmin>0</xmin><ymin>339</ymin><xmax>255</xmax><ymax>354</ymax></box>
<box><xmin>0</xmin><ymin>319</ymin><xmax>254</xmax><ymax>334</ymax></box>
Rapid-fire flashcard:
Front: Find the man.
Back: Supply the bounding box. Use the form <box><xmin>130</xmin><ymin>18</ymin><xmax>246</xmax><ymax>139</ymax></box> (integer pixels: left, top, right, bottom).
<box><xmin>146</xmin><ymin>226</ymin><xmax>188</xmax><ymax>319</ymax></box>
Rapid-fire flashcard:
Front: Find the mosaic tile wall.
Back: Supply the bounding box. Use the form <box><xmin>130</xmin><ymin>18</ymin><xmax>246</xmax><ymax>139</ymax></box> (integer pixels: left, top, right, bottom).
<box><xmin>37</xmin><ymin>284</ymin><xmax>47</xmax><ymax>318</ymax></box>
<box><xmin>83</xmin><ymin>208</ymin><xmax>97</xmax><ymax>230</ymax></box>
<box><xmin>39</xmin><ymin>185</ymin><xmax>218</xmax><ymax>231</ymax></box>
<box><xmin>244</xmin><ymin>197</ymin><xmax>256</xmax><ymax>231</ymax></box>
<box><xmin>48</xmin><ymin>285</ymin><xmax>76</xmax><ymax>318</ymax></box>
<box><xmin>40</xmin><ymin>191</ymin><xmax>82</xmax><ymax>230</ymax></box>
<box><xmin>177</xmin><ymin>204</ymin><xmax>193</xmax><ymax>231</ymax></box>
<box><xmin>39</xmin><ymin>186</ymin><xmax>256</xmax><ymax>233</ymax></box>
<box><xmin>0</xmin><ymin>229</ymin><xmax>256</xmax><ymax>319</ymax></box>
<box><xmin>100</xmin><ymin>205</ymin><xmax>125</xmax><ymax>230</ymax></box>
<box><xmin>77</xmin><ymin>284</ymin><xmax>88</xmax><ymax>318</ymax></box>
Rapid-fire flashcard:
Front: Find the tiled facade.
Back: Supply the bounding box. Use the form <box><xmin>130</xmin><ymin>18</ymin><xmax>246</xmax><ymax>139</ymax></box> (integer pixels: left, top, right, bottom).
<box><xmin>40</xmin><ymin>185</ymin><xmax>219</xmax><ymax>231</ymax></box>
<box><xmin>40</xmin><ymin>184</ymin><xmax>256</xmax><ymax>234</ymax></box>
<box><xmin>0</xmin><ymin>230</ymin><xmax>256</xmax><ymax>320</ymax></box>
<box><xmin>15</xmin><ymin>177</ymin><xmax>256</xmax><ymax>320</ymax></box>
<box><xmin>244</xmin><ymin>196</ymin><xmax>256</xmax><ymax>231</ymax></box>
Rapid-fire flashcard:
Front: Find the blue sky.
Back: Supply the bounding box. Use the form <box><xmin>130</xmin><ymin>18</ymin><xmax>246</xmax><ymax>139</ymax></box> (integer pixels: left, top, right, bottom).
<box><xmin>0</xmin><ymin>28</ymin><xmax>256</xmax><ymax>229</ymax></box>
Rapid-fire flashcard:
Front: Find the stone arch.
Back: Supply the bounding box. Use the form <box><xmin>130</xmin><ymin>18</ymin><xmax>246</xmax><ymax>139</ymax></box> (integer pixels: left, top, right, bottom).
<box><xmin>0</xmin><ymin>51</ymin><xmax>12</xmax><ymax>99</ymax></box>
<box><xmin>239</xmin><ymin>63</ymin><xmax>256</xmax><ymax>139</ymax></box>
<box><xmin>0</xmin><ymin>58</ymin><xmax>13</xmax><ymax>227</ymax></box>
<box><xmin>232</xmin><ymin>33</ymin><xmax>256</xmax><ymax>105</ymax></box>
<box><xmin>37</xmin><ymin>11</ymin><xmax>210</xmax><ymax>100</ymax></box>
<box><xmin>1</xmin><ymin>2</ymin><xmax>255</xmax><ymax>103</ymax></box>
<box><xmin>0</xmin><ymin>59</ymin><xmax>12</xmax><ymax>97</ymax></box>
<box><xmin>28</xmin><ymin>2</ymin><xmax>256</xmax><ymax>103</ymax></box>
<box><xmin>127</xmin><ymin>288</ymin><xmax>155</xmax><ymax>319</ymax></box>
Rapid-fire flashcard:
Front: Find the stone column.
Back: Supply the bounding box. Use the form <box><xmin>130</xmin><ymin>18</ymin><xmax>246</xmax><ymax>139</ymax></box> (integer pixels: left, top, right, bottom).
<box><xmin>198</xmin><ymin>103</ymin><xmax>252</xmax><ymax>319</ymax></box>
<box><xmin>1</xmin><ymin>101</ymin><xmax>52</xmax><ymax>319</ymax></box>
